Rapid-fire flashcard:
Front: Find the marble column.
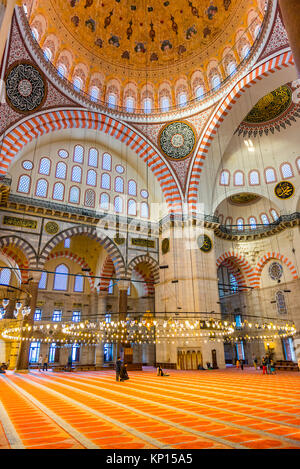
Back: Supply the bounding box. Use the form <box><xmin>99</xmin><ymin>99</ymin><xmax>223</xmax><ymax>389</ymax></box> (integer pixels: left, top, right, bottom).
<box><xmin>117</xmin><ymin>281</ymin><xmax>132</xmax><ymax>362</ymax></box>
<box><xmin>279</xmin><ymin>0</ymin><xmax>300</xmax><ymax>76</ymax></box>
<box><xmin>15</xmin><ymin>274</ymin><xmax>40</xmax><ymax>372</ymax></box>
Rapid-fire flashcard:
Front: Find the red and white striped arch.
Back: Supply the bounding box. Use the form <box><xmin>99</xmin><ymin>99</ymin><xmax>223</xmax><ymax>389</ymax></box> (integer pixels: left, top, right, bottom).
<box><xmin>216</xmin><ymin>251</ymin><xmax>256</xmax><ymax>288</ymax></box>
<box><xmin>0</xmin><ymin>247</ymin><xmax>28</xmax><ymax>283</ymax></box>
<box><xmin>0</xmin><ymin>109</ymin><xmax>182</xmax><ymax>212</ymax></box>
<box><xmin>46</xmin><ymin>250</ymin><xmax>95</xmax><ymax>290</ymax></box>
<box><xmin>133</xmin><ymin>266</ymin><xmax>155</xmax><ymax>296</ymax></box>
<box><xmin>218</xmin><ymin>258</ymin><xmax>247</xmax><ymax>289</ymax></box>
<box><xmin>187</xmin><ymin>50</ymin><xmax>295</xmax><ymax>209</ymax></box>
<box><xmin>99</xmin><ymin>255</ymin><xmax>115</xmax><ymax>292</ymax></box>
<box><xmin>253</xmin><ymin>252</ymin><xmax>299</xmax><ymax>288</ymax></box>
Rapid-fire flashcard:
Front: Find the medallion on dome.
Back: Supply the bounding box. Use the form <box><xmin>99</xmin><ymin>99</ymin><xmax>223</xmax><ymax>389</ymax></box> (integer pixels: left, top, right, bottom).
<box><xmin>274</xmin><ymin>181</ymin><xmax>295</xmax><ymax>200</ymax></box>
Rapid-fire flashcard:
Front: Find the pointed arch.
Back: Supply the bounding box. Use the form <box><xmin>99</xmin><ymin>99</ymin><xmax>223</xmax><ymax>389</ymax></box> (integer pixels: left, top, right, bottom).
<box><xmin>216</xmin><ymin>251</ymin><xmax>256</xmax><ymax>287</ymax></box>
<box><xmin>39</xmin><ymin>226</ymin><xmax>125</xmax><ymax>278</ymax></box>
<box><xmin>0</xmin><ymin>236</ymin><xmax>37</xmax><ymax>270</ymax></box>
<box><xmin>187</xmin><ymin>50</ymin><xmax>295</xmax><ymax>209</ymax></box>
<box><xmin>254</xmin><ymin>252</ymin><xmax>299</xmax><ymax>287</ymax></box>
<box><xmin>0</xmin><ymin>109</ymin><xmax>182</xmax><ymax>212</ymax></box>
<box><xmin>99</xmin><ymin>256</ymin><xmax>115</xmax><ymax>292</ymax></box>
<box><xmin>127</xmin><ymin>255</ymin><xmax>160</xmax><ymax>286</ymax></box>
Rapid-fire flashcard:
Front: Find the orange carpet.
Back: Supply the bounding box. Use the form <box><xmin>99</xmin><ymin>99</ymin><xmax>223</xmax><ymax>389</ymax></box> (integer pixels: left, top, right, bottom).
<box><xmin>1</xmin><ymin>368</ymin><xmax>300</xmax><ymax>449</ymax></box>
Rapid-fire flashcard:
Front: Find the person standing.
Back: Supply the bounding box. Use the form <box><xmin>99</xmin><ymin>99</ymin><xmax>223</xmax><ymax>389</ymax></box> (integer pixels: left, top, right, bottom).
<box><xmin>253</xmin><ymin>357</ymin><xmax>258</xmax><ymax>370</ymax></box>
<box><xmin>120</xmin><ymin>363</ymin><xmax>129</xmax><ymax>382</ymax></box>
<box><xmin>116</xmin><ymin>356</ymin><xmax>122</xmax><ymax>382</ymax></box>
<box><xmin>42</xmin><ymin>354</ymin><xmax>48</xmax><ymax>371</ymax></box>
<box><xmin>262</xmin><ymin>356</ymin><xmax>267</xmax><ymax>375</ymax></box>
<box><xmin>240</xmin><ymin>359</ymin><xmax>244</xmax><ymax>370</ymax></box>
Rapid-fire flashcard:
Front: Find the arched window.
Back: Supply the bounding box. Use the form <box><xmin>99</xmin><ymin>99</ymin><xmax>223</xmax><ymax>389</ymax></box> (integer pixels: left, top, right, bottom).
<box><xmin>260</xmin><ymin>213</ymin><xmax>269</xmax><ymax>225</ymax></box>
<box><xmin>108</xmin><ymin>94</ymin><xmax>116</xmax><ymax>109</ymax></box>
<box><xmin>270</xmin><ymin>209</ymin><xmax>279</xmax><ymax>221</ymax></box>
<box><xmin>38</xmin><ymin>271</ymin><xmax>47</xmax><ymax>290</ymax></box>
<box><xmin>53</xmin><ymin>264</ymin><xmax>69</xmax><ymax>291</ymax></box>
<box><xmin>31</xmin><ymin>28</ymin><xmax>39</xmax><ymax>41</ymax></box>
<box><xmin>276</xmin><ymin>291</ymin><xmax>287</xmax><ymax>315</ymax></box>
<box><xmin>265</xmin><ymin>167</ymin><xmax>276</xmax><ymax>183</ymax></box>
<box><xmin>69</xmin><ymin>186</ymin><xmax>80</xmax><ymax>204</ymax></box>
<box><xmin>114</xmin><ymin>196</ymin><xmax>123</xmax><ymax>213</ymax></box>
<box><xmin>18</xmin><ymin>175</ymin><xmax>31</xmax><ymax>193</ymax></box>
<box><xmin>74</xmin><ymin>274</ymin><xmax>84</xmax><ymax>292</ymax></box>
<box><xmin>234</xmin><ymin>171</ymin><xmax>244</xmax><ymax>186</ymax></box>
<box><xmin>225</xmin><ymin>217</ymin><xmax>233</xmax><ymax>226</ymax></box>
<box><xmin>43</xmin><ymin>48</ymin><xmax>52</xmax><ymax>62</ymax></box>
<box><xmin>101</xmin><ymin>173</ymin><xmax>110</xmax><ymax>189</ymax></box>
<box><xmin>0</xmin><ymin>268</ymin><xmax>11</xmax><ymax>285</ymax></box>
<box><xmin>128</xmin><ymin>180</ymin><xmax>137</xmax><ymax>196</ymax></box>
<box><xmin>39</xmin><ymin>157</ymin><xmax>51</xmax><ymax>175</ymax></box>
<box><xmin>84</xmin><ymin>189</ymin><xmax>95</xmax><ymax>207</ymax></box>
<box><xmin>249</xmin><ymin>170</ymin><xmax>260</xmax><ymax>185</ymax></box>
<box><xmin>296</xmin><ymin>157</ymin><xmax>300</xmax><ymax>173</ymax></box>
<box><xmin>57</xmin><ymin>64</ymin><xmax>66</xmax><ymax>78</ymax></box>
<box><xmin>74</xmin><ymin>145</ymin><xmax>84</xmax><ymax>163</ymax></box>
<box><xmin>237</xmin><ymin>218</ymin><xmax>244</xmax><ymax>231</ymax></box>
<box><xmin>71</xmin><ymin>165</ymin><xmax>82</xmax><ymax>183</ymax></box>
<box><xmin>90</xmin><ymin>86</ymin><xmax>99</xmax><ymax>102</ymax></box>
<box><xmin>195</xmin><ymin>86</ymin><xmax>204</xmax><ymax>100</ymax></box>
<box><xmin>108</xmin><ymin>279</ymin><xmax>114</xmax><ymax>295</ymax></box>
<box><xmin>53</xmin><ymin>182</ymin><xmax>64</xmax><ymax>201</ymax></box>
<box><xmin>227</xmin><ymin>62</ymin><xmax>236</xmax><ymax>76</ymax></box>
<box><xmin>141</xmin><ymin>202</ymin><xmax>149</xmax><ymax>218</ymax></box>
<box><xmin>56</xmin><ymin>162</ymin><xmax>67</xmax><ymax>179</ymax></box>
<box><xmin>87</xmin><ymin>169</ymin><xmax>97</xmax><ymax>186</ymax></box>
<box><xmin>100</xmin><ymin>193</ymin><xmax>110</xmax><ymax>210</ymax></box>
<box><xmin>35</xmin><ymin>179</ymin><xmax>48</xmax><ymax>197</ymax></box>
<box><xmin>220</xmin><ymin>170</ymin><xmax>230</xmax><ymax>185</ymax></box>
<box><xmin>88</xmin><ymin>148</ymin><xmax>98</xmax><ymax>167</ymax></box>
<box><xmin>241</xmin><ymin>45</ymin><xmax>250</xmax><ymax>59</ymax></box>
<box><xmin>64</xmin><ymin>238</ymin><xmax>71</xmax><ymax>248</ymax></box>
<box><xmin>211</xmin><ymin>75</ymin><xmax>221</xmax><ymax>90</ymax></box>
<box><xmin>73</xmin><ymin>77</ymin><xmax>82</xmax><ymax>92</ymax></box>
<box><xmin>128</xmin><ymin>199</ymin><xmax>137</xmax><ymax>216</ymax></box>
<box><xmin>143</xmin><ymin>98</ymin><xmax>152</xmax><ymax>114</ymax></box>
<box><xmin>102</xmin><ymin>153</ymin><xmax>112</xmax><ymax>171</ymax></box>
<box><xmin>161</xmin><ymin>97</ymin><xmax>170</xmax><ymax>112</ymax></box>
<box><xmin>280</xmin><ymin>163</ymin><xmax>293</xmax><ymax>179</ymax></box>
<box><xmin>249</xmin><ymin>217</ymin><xmax>257</xmax><ymax>229</ymax></box>
<box><xmin>178</xmin><ymin>93</ymin><xmax>187</xmax><ymax>107</ymax></box>
<box><xmin>115</xmin><ymin>177</ymin><xmax>124</xmax><ymax>193</ymax></box>
<box><xmin>125</xmin><ymin>97</ymin><xmax>134</xmax><ymax>113</ymax></box>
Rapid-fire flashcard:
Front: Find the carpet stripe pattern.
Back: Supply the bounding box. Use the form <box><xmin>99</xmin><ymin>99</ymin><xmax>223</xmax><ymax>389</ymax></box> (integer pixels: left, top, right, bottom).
<box><xmin>1</xmin><ymin>369</ymin><xmax>300</xmax><ymax>449</ymax></box>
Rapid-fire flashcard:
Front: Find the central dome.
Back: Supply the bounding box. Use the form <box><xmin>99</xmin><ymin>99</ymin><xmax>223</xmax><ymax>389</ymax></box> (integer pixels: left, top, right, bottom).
<box><xmin>52</xmin><ymin>0</ymin><xmax>238</xmax><ymax>73</ymax></box>
<box><xmin>27</xmin><ymin>0</ymin><xmax>265</xmax><ymax>112</ymax></box>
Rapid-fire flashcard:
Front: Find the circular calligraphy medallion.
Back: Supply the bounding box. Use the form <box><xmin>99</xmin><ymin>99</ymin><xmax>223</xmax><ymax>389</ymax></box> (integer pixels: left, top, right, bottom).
<box><xmin>159</xmin><ymin>121</ymin><xmax>196</xmax><ymax>160</ymax></box>
<box><xmin>45</xmin><ymin>222</ymin><xmax>59</xmax><ymax>235</ymax></box>
<box><xmin>162</xmin><ymin>238</ymin><xmax>170</xmax><ymax>255</ymax></box>
<box><xmin>274</xmin><ymin>181</ymin><xmax>294</xmax><ymax>200</ymax></box>
<box><xmin>5</xmin><ymin>62</ymin><xmax>47</xmax><ymax>113</ymax></box>
<box><xmin>197</xmin><ymin>234</ymin><xmax>213</xmax><ymax>253</ymax></box>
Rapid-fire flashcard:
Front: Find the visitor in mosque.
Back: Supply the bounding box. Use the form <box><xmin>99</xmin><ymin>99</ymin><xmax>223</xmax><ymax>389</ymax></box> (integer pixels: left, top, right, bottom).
<box><xmin>236</xmin><ymin>359</ymin><xmax>240</xmax><ymax>369</ymax></box>
<box><xmin>157</xmin><ymin>366</ymin><xmax>169</xmax><ymax>376</ymax></box>
<box><xmin>42</xmin><ymin>354</ymin><xmax>48</xmax><ymax>371</ymax></box>
<box><xmin>240</xmin><ymin>360</ymin><xmax>244</xmax><ymax>370</ymax></box>
<box><xmin>262</xmin><ymin>357</ymin><xmax>268</xmax><ymax>375</ymax></box>
<box><xmin>0</xmin><ymin>364</ymin><xmax>6</xmax><ymax>374</ymax></box>
<box><xmin>1</xmin><ymin>362</ymin><xmax>8</xmax><ymax>370</ymax></box>
<box><xmin>120</xmin><ymin>363</ymin><xmax>129</xmax><ymax>382</ymax></box>
<box><xmin>66</xmin><ymin>353</ymin><xmax>73</xmax><ymax>372</ymax></box>
<box><xmin>253</xmin><ymin>356</ymin><xmax>258</xmax><ymax>370</ymax></box>
<box><xmin>115</xmin><ymin>356</ymin><xmax>122</xmax><ymax>382</ymax></box>
<box><xmin>270</xmin><ymin>360</ymin><xmax>276</xmax><ymax>375</ymax></box>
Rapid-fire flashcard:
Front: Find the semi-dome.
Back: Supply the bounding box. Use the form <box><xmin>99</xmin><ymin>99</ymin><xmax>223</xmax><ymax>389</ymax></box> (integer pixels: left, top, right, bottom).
<box><xmin>24</xmin><ymin>0</ymin><xmax>266</xmax><ymax>113</ymax></box>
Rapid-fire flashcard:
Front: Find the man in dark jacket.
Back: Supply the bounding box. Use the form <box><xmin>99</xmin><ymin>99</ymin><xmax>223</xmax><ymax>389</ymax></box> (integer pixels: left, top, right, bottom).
<box><xmin>120</xmin><ymin>363</ymin><xmax>129</xmax><ymax>382</ymax></box>
<box><xmin>116</xmin><ymin>356</ymin><xmax>122</xmax><ymax>381</ymax></box>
